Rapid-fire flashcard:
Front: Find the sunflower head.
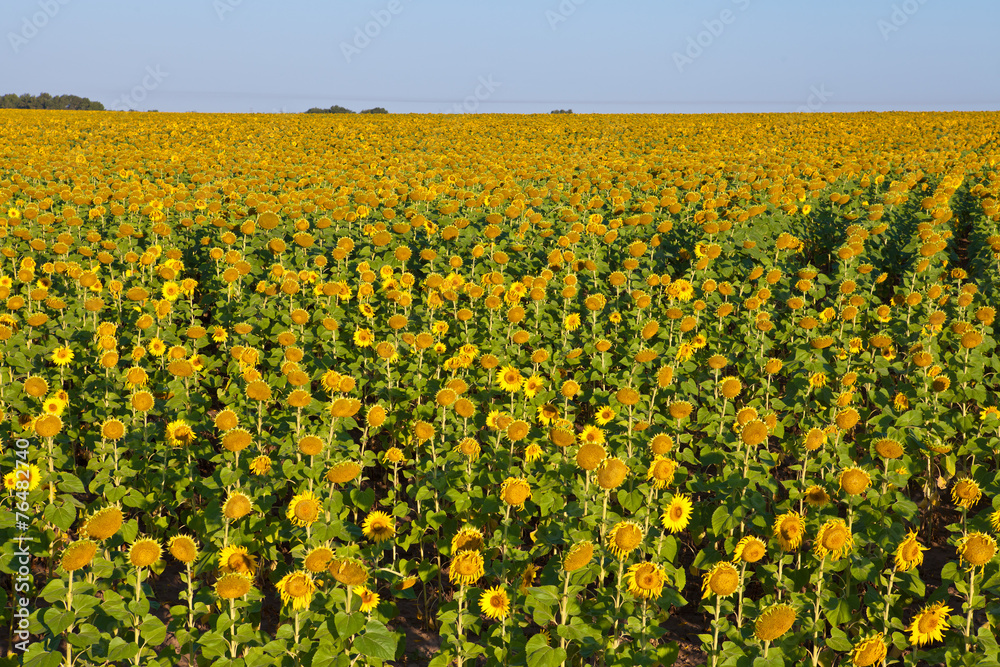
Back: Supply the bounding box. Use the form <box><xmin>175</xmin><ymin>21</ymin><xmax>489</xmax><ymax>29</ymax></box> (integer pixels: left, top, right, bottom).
<box><xmin>563</xmin><ymin>541</ymin><xmax>595</xmax><ymax>572</ymax></box>
<box><xmin>219</xmin><ymin>544</ymin><xmax>257</xmax><ymax>575</ymax></box>
<box><xmin>362</xmin><ymin>510</ymin><xmax>396</xmax><ymax>544</ymax></box>
<box><xmin>908</xmin><ymin>601</ymin><xmax>952</xmax><ymax>646</ymax></box>
<box><xmin>303</xmin><ymin>546</ymin><xmax>334</xmax><ymax>573</ymax></box>
<box><xmin>168</xmin><ymin>535</ymin><xmax>200</xmax><ymax>564</ymax></box>
<box><xmin>451</xmin><ymin>526</ymin><xmax>484</xmax><ymax>554</ymax></box>
<box><xmin>957</xmin><ymin>532</ymin><xmax>997</xmax><ymax>567</ymax></box>
<box><xmin>839</xmin><ymin>467</ymin><xmax>871</xmax><ymax>496</ymax></box>
<box><xmin>215</xmin><ymin>573</ymin><xmax>253</xmax><ymax>600</ymax></box>
<box><xmin>277</xmin><ymin>571</ymin><xmax>317</xmax><ymax>610</ymax></box>
<box><xmin>607</xmin><ymin>521</ymin><xmax>643</xmax><ymax>559</ymax></box>
<box><xmin>627</xmin><ymin>561</ymin><xmax>666</xmax><ymax>600</ymax></box>
<box><xmin>596</xmin><ymin>457</ymin><xmax>629</xmax><ymax>490</ymax></box>
<box><xmin>223</xmin><ymin>491</ymin><xmax>253</xmax><ymax>520</ymax></box>
<box><xmin>479</xmin><ymin>586</ymin><xmax>511</xmax><ymax>620</ymax></box>
<box><xmin>732</xmin><ymin>535</ymin><xmax>767</xmax><ymax>564</ymax></box>
<box><xmin>951</xmin><ymin>478</ymin><xmax>982</xmax><ymax>509</ymax></box>
<box><xmin>326</xmin><ymin>460</ymin><xmax>362</xmax><ymax>484</ymax></box>
<box><xmin>702</xmin><ymin>562</ymin><xmax>740</xmax><ymax>598</ymax></box>
<box><xmin>286</xmin><ymin>491</ymin><xmax>321</xmax><ymax>527</ymax></box>
<box><xmin>449</xmin><ymin>550</ymin><xmax>485</xmax><ymax>586</ymax></box>
<box><xmin>82</xmin><ymin>505</ymin><xmax>124</xmax><ymax>540</ymax></box>
<box><xmin>500</xmin><ymin>477</ymin><xmax>532</xmax><ymax>508</ymax></box>
<box><xmin>61</xmin><ymin>540</ymin><xmax>98</xmax><ymax>572</ymax></box>
<box><xmin>754</xmin><ymin>603</ymin><xmax>796</xmax><ymax>642</ymax></box>
<box><xmin>661</xmin><ymin>494</ymin><xmax>693</xmax><ymax>534</ymax></box>
<box><xmin>329</xmin><ymin>558</ymin><xmax>369</xmax><ymax>586</ymax></box>
<box><xmin>894</xmin><ymin>530</ymin><xmax>927</xmax><ymax>572</ymax></box>
<box><xmin>773</xmin><ymin>512</ymin><xmax>805</xmax><ymax>552</ymax></box>
<box><xmin>813</xmin><ymin>519</ymin><xmax>853</xmax><ymax>560</ymax></box>
<box><xmin>128</xmin><ymin>537</ymin><xmax>162</xmax><ymax>568</ymax></box>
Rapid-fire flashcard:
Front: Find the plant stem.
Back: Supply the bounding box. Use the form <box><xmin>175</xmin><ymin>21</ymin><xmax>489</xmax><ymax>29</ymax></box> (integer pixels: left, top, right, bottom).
<box><xmin>711</xmin><ymin>594</ymin><xmax>722</xmax><ymax>667</ymax></box>
<box><xmin>966</xmin><ymin>566</ymin><xmax>977</xmax><ymax>651</ymax></box>
<box><xmin>883</xmin><ymin>569</ymin><xmax>896</xmax><ymax>630</ymax></box>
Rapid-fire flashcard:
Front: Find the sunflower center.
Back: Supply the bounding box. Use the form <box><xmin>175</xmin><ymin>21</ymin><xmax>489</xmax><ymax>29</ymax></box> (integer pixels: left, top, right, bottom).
<box><xmin>287</xmin><ymin>575</ymin><xmax>309</xmax><ymax>597</ymax></box>
<box><xmin>295</xmin><ymin>500</ymin><xmax>319</xmax><ymax>522</ymax></box>
<box><xmin>917</xmin><ymin>613</ymin><xmax>940</xmax><ymax>634</ymax></box>
<box><xmin>823</xmin><ymin>527</ymin><xmax>848</xmax><ymax>550</ymax></box>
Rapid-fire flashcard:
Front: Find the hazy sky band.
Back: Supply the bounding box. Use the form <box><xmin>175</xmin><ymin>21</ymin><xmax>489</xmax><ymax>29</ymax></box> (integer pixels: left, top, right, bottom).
<box><xmin>2</xmin><ymin>0</ymin><xmax>997</xmax><ymax>114</ymax></box>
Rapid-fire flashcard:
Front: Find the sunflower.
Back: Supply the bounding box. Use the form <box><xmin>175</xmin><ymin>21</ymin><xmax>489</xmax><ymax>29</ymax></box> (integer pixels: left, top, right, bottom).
<box><xmin>839</xmin><ymin>467</ymin><xmax>871</xmax><ymax>496</ymax></box>
<box><xmin>3</xmin><ymin>464</ymin><xmax>42</xmax><ymax>492</ymax></box>
<box><xmin>773</xmin><ymin>512</ymin><xmax>805</xmax><ymax>551</ymax></box>
<box><xmin>647</xmin><ymin>456</ymin><xmax>677</xmax><ymax>489</ymax></box>
<box><xmin>34</xmin><ymin>414</ymin><xmax>62</xmax><ymax>438</ymax></box>
<box><xmin>596</xmin><ymin>457</ymin><xmax>628</xmax><ymax>490</ymax></box>
<box><xmin>524</xmin><ymin>443</ymin><xmax>544</xmax><ymax>464</ymax></box>
<box><xmin>451</xmin><ymin>526</ymin><xmax>484</xmax><ymax>554</ymax></box>
<box><xmin>223</xmin><ymin>492</ymin><xmax>253</xmax><ymax>520</ymax></box>
<box><xmin>456</xmin><ymin>438</ymin><xmax>480</xmax><ymax>461</ymax></box>
<box><xmin>813</xmin><ymin>519</ymin><xmax>853</xmax><ymax>560</ymax></box>
<box><xmin>128</xmin><ymin>537</ymin><xmax>162</xmax><ymax>568</ymax></box>
<box><xmin>52</xmin><ymin>346</ymin><xmax>74</xmax><ymax>366</ymax></box>
<box><xmin>82</xmin><ymin>505</ymin><xmax>124</xmax><ymax>540</ymax></box>
<box><xmin>215</xmin><ymin>573</ymin><xmax>253</xmax><ymax>600</ymax></box>
<box><xmin>61</xmin><ymin>540</ymin><xmax>98</xmax><ymax>572</ymax></box>
<box><xmin>496</xmin><ymin>366</ymin><xmax>523</xmax><ymax>393</ymax></box>
<box><xmin>303</xmin><ymin>546</ymin><xmax>334</xmax><ymax>573</ymax></box>
<box><xmin>580</xmin><ymin>424</ymin><xmax>605</xmax><ymax>445</ymax></box>
<box><xmin>732</xmin><ymin>535</ymin><xmax>767</xmax><ymax>564</ymax></box>
<box><xmin>563</xmin><ymin>541</ymin><xmax>595</xmax><ymax>572</ymax></box>
<box><xmin>595</xmin><ymin>406</ymin><xmax>616</xmax><ymax>425</ymax></box>
<box><xmin>874</xmin><ymin>438</ymin><xmax>904</xmax><ymax>459</ymax></box>
<box><xmin>476</xmin><ymin>585</ymin><xmax>511</xmax><ymax>621</ymax></box>
<box><xmin>249</xmin><ymin>455</ymin><xmax>272</xmax><ymax>475</ymax></box>
<box><xmin>168</xmin><ymin>535</ymin><xmax>200</xmax><ymax>564</ymax></box>
<box><xmin>329</xmin><ymin>558</ymin><xmax>369</xmax><ymax>586</ymax></box>
<box><xmin>286</xmin><ymin>491</ymin><xmax>321</xmax><ymax>527</ymax></box>
<box><xmin>907</xmin><ymin>601</ymin><xmax>951</xmax><ymax>646</ymax></box>
<box><xmin>803</xmin><ymin>485</ymin><xmax>829</xmax><ymax>508</ymax></box>
<box><xmin>740</xmin><ymin>420</ymin><xmax>769</xmax><ymax>447</ymax></box>
<box><xmin>662</xmin><ymin>494</ymin><xmax>693</xmax><ymax>533</ymax></box>
<box><xmin>881</xmin><ymin>532</ymin><xmax>919</xmax><ymax>573</ymax></box>
<box><xmin>166</xmin><ymin>419</ymin><xmax>194</xmax><ymax>447</ymax></box>
<box><xmin>362</xmin><ymin>510</ymin><xmax>396</xmax><ymax>543</ymax></box>
<box><xmin>850</xmin><ymin>632</ymin><xmax>887</xmax><ymax>667</ymax></box>
<box><xmin>951</xmin><ymin>478</ymin><xmax>982</xmax><ymax>509</ymax></box>
<box><xmin>537</xmin><ymin>403</ymin><xmax>559</xmax><ymax>425</ymax></box>
<box><xmin>957</xmin><ymin>532</ymin><xmax>997</xmax><ymax>567</ymax></box>
<box><xmin>501</xmin><ymin>477</ymin><xmax>532</xmax><ymax>508</ymax></box>
<box><xmin>804</xmin><ymin>427</ymin><xmax>826</xmax><ymax>451</ymax></box>
<box><xmin>607</xmin><ymin>521</ymin><xmax>643</xmax><ymax>559</ymax></box>
<box><xmin>449</xmin><ymin>550</ymin><xmax>485</xmax><ymax>586</ymax></box>
<box><xmin>326</xmin><ymin>460</ymin><xmax>362</xmax><ymax>484</ymax></box>
<box><xmin>702</xmin><ymin>562</ymin><xmax>740</xmax><ymax>598</ymax></box>
<box><xmin>668</xmin><ymin>400</ymin><xmax>693</xmax><ymax>420</ymax></box>
<box><xmin>356</xmin><ymin>585</ymin><xmax>381</xmax><ymax>613</ymax></box>
<box><xmin>275</xmin><ymin>570</ymin><xmax>316</xmax><ymax>611</ymax></box>
<box><xmin>219</xmin><ymin>545</ymin><xmax>257</xmax><ymax>575</ymax></box>
<box><xmin>627</xmin><ymin>561</ymin><xmax>666</xmax><ymax>600</ymax></box>
<box><xmin>754</xmin><ymin>603</ymin><xmax>797</xmax><ymax>642</ymax></box>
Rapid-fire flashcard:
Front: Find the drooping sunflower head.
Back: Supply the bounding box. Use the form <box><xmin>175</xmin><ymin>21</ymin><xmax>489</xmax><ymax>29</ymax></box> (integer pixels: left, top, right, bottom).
<box><xmin>803</xmin><ymin>427</ymin><xmax>826</xmax><ymax>451</ymax></box>
<box><xmin>957</xmin><ymin>532</ymin><xmax>997</xmax><ymax>567</ymax></box>
<box><xmin>61</xmin><ymin>539</ymin><xmax>98</xmax><ymax>572</ymax></box>
<box><xmin>362</xmin><ymin>510</ymin><xmax>397</xmax><ymax>544</ymax></box>
<box><xmin>501</xmin><ymin>477</ymin><xmax>532</xmax><ymax>508</ymax></box>
<box><xmin>215</xmin><ymin>573</ymin><xmax>253</xmax><ymax>600</ymax></box>
<box><xmin>451</xmin><ymin>526</ymin><xmax>485</xmax><ymax>554</ymax></box>
<box><xmin>223</xmin><ymin>491</ymin><xmax>253</xmax><ymax>520</ymax></box>
<box><xmin>627</xmin><ymin>561</ymin><xmax>666</xmax><ymax>600</ymax></box>
<box><xmin>732</xmin><ymin>535</ymin><xmax>767</xmax><ymax>564</ymax></box>
<box><xmin>329</xmin><ymin>558</ymin><xmax>369</xmax><ymax>586</ymax></box>
<box><xmin>701</xmin><ymin>562</ymin><xmax>740</xmax><ymax>598</ymax></box>
<box><xmin>773</xmin><ymin>512</ymin><xmax>805</xmax><ymax>552</ymax></box>
<box><xmin>719</xmin><ymin>376</ymin><xmax>742</xmax><ymax>400</ymax></box>
<box><xmin>286</xmin><ymin>491</ymin><xmax>321</xmax><ymax>527</ymax></box>
<box><xmin>951</xmin><ymin>478</ymin><xmax>982</xmax><ymax>509</ymax></box>
<box><xmin>803</xmin><ymin>485</ymin><xmax>829</xmax><ymax>508</ymax></box>
<box><xmin>82</xmin><ymin>505</ymin><xmax>124</xmax><ymax>540</ymax></box>
<box><xmin>326</xmin><ymin>460</ymin><xmax>362</xmax><ymax>484</ymax></box>
<box><xmin>874</xmin><ymin>438</ymin><xmax>904</xmax><ymax>459</ymax></box>
<box><xmin>449</xmin><ymin>550</ymin><xmax>485</xmax><ymax>586</ymax></box>
<box><xmin>607</xmin><ymin>521</ymin><xmax>643</xmax><ymax>559</ymax></box>
<box><xmin>813</xmin><ymin>519</ymin><xmax>853</xmax><ymax>560</ymax></box>
<box><xmin>894</xmin><ymin>530</ymin><xmax>926</xmax><ymax>572</ymax></box>
<box><xmin>850</xmin><ymin>632</ymin><xmax>887</xmax><ymax>667</ymax></box>
<box><xmin>219</xmin><ymin>544</ymin><xmax>257</xmax><ymax>575</ymax></box>
<box><xmin>740</xmin><ymin>420</ymin><xmax>769</xmax><ymax>447</ymax></box>
<box><xmin>668</xmin><ymin>400</ymin><xmax>693</xmax><ymax>420</ymax></box>
<box><xmin>563</xmin><ymin>541</ymin><xmax>595</xmax><ymax>572</ymax></box>
<box><xmin>754</xmin><ymin>603</ymin><xmax>796</xmax><ymax>642</ymax></box>
<box><xmin>128</xmin><ymin>537</ymin><xmax>162</xmax><ymax>568</ymax></box>
<box><xmin>649</xmin><ymin>433</ymin><xmax>674</xmax><ymax>456</ymax></box>
<box><xmin>168</xmin><ymin>534</ymin><xmax>200</xmax><ymax>564</ymax></box>
<box><xmin>661</xmin><ymin>494</ymin><xmax>693</xmax><ymax>534</ymax></box>
<box><xmin>303</xmin><ymin>546</ymin><xmax>334</xmax><ymax>574</ymax></box>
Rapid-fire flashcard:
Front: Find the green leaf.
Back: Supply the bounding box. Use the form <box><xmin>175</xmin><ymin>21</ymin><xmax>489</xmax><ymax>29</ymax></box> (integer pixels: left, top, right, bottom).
<box><xmin>353</xmin><ymin>619</ymin><xmax>397</xmax><ymax>660</ymax></box>
<box><xmin>107</xmin><ymin>636</ymin><xmax>140</xmax><ymax>662</ymax></box>
<box><xmin>42</xmin><ymin>607</ymin><xmax>75</xmax><ymax>635</ymax></box>
<box><xmin>711</xmin><ymin>505</ymin><xmax>734</xmax><ymax>537</ymax></box>
<box><xmin>826</xmin><ymin>626</ymin><xmax>853</xmax><ymax>652</ymax></box>
<box><xmin>526</xmin><ymin>633</ymin><xmax>568</xmax><ymax>667</ymax></box>
<box><xmin>140</xmin><ymin>615</ymin><xmax>167</xmax><ymax>645</ymax></box>
<box><xmin>334</xmin><ymin>611</ymin><xmax>365</xmax><ymax>639</ymax></box>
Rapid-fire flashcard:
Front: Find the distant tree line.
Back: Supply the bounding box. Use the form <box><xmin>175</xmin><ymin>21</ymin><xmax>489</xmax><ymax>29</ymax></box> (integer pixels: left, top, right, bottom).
<box><xmin>550</xmin><ymin>109</ymin><xmax>574</xmax><ymax>114</ymax></box>
<box><xmin>304</xmin><ymin>105</ymin><xmax>388</xmax><ymax>114</ymax></box>
<box><xmin>1</xmin><ymin>93</ymin><xmax>104</xmax><ymax>110</ymax></box>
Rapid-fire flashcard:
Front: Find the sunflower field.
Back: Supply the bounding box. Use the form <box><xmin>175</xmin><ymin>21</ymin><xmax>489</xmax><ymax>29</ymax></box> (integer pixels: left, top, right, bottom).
<box><xmin>1</xmin><ymin>110</ymin><xmax>1000</xmax><ymax>667</ymax></box>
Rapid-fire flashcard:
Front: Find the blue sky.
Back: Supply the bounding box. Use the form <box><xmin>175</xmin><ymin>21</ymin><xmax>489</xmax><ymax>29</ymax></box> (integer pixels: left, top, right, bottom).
<box><xmin>2</xmin><ymin>0</ymin><xmax>998</xmax><ymax>114</ymax></box>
